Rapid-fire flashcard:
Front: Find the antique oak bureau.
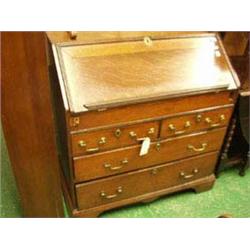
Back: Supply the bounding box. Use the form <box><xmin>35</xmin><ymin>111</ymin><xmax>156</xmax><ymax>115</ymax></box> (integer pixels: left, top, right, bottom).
<box><xmin>49</xmin><ymin>32</ymin><xmax>239</xmax><ymax>217</ymax></box>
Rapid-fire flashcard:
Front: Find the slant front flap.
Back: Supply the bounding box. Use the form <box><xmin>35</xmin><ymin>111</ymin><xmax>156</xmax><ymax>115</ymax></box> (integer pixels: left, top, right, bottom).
<box><xmin>55</xmin><ymin>34</ymin><xmax>237</xmax><ymax>113</ymax></box>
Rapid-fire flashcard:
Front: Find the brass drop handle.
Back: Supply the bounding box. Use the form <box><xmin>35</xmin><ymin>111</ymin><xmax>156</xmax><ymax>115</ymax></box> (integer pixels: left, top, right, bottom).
<box><xmin>187</xmin><ymin>143</ymin><xmax>207</xmax><ymax>152</ymax></box>
<box><xmin>78</xmin><ymin>140</ymin><xmax>86</xmax><ymax>147</ymax></box>
<box><xmin>129</xmin><ymin>131</ymin><xmax>137</xmax><ymax>139</ymax></box>
<box><xmin>168</xmin><ymin>121</ymin><xmax>191</xmax><ymax>135</ymax></box>
<box><xmin>85</xmin><ymin>147</ymin><xmax>100</xmax><ymax>153</ymax></box>
<box><xmin>78</xmin><ymin>137</ymin><xmax>106</xmax><ymax>153</ymax></box>
<box><xmin>129</xmin><ymin>128</ymin><xmax>155</xmax><ymax>140</ymax></box>
<box><xmin>205</xmin><ymin>115</ymin><xmax>225</xmax><ymax>128</ymax></box>
<box><xmin>98</xmin><ymin>137</ymin><xmax>106</xmax><ymax>145</ymax></box>
<box><xmin>148</xmin><ymin>127</ymin><xmax>155</xmax><ymax>135</ymax></box>
<box><xmin>180</xmin><ymin>168</ymin><xmax>199</xmax><ymax>179</ymax></box>
<box><xmin>104</xmin><ymin>158</ymin><xmax>128</xmax><ymax>171</ymax></box>
<box><xmin>100</xmin><ymin>186</ymin><xmax>123</xmax><ymax>199</ymax></box>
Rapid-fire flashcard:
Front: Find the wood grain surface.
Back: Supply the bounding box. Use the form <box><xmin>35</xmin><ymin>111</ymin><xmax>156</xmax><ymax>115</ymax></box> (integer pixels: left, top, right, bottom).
<box><xmin>56</xmin><ymin>35</ymin><xmax>236</xmax><ymax>112</ymax></box>
<box><xmin>73</xmin><ymin>128</ymin><xmax>226</xmax><ymax>182</ymax></box>
<box><xmin>68</xmin><ymin>91</ymin><xmax>235</xmax><ymax>130</ymax></box>
<box><xmin>47</xmin><ymin>31</ymin><xmax>210</xmax><ymax>44</ymax></box>
<box><xmin>71</xmin><ymin>120</ymin><xmax>159</xmax><ymax>156</ymax></box>
<box><xmin>46</xmin><ymin>32</ymin><xmax>239</xmax><ymax>217</ymax></box>
<box><xmin>1</xmin><ymin>32</ymin><xmax>64</xmax><ymax>217</ymax></box>
<box><xmin>160</xmin><ymin>107</ymin><xmax>233</xmax><ymax>138</ymax></box>
<box><xmin>76</xmin><ymin>152</ymin><xmax>218</xmax><ymax>210</ymax></box>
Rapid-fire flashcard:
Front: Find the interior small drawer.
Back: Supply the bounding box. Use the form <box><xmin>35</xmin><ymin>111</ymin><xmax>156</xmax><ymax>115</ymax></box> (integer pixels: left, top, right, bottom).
<box><xmin>73</xmin><ymin>127</ymin><xmax>226</xmax><ymax>182</ymax></box>
<box><xmin>75</xmin><ymin>152</ymin><xmax>218</xmax><ymax>210</ymax></box>
<box><xmin>71</xmin><ymin>121</ymin><xmax>159</xmax><ymax>156</ymax></box>
<box><xmin>160</xmin><ymin>107</ymin><xmax>233</xmax><ymax>139</ymax></box>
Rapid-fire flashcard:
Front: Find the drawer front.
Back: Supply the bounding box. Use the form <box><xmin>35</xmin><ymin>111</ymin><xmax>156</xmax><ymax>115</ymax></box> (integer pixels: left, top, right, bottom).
<box><xmin>71</xmin><ymin>121</ymin><xmax>159</xmax><ymax>156</ymax></box>
<box><xmin>73</xmin><ymin>128</ymin><xmax>226</xmax><ymax>182</ymax></box>
<box><xmin>160</xmin><ymin>107</ymin><xmax>233</xmax><ymax>138</ymax></box>
<box><xmin>76</xmin><ymin>152</ymin><xmax>218</xmax><ymax>210</ymax></box>
<box><xmin>69</xmin><ymin>91</ymin><xmax>235</xmax><ymax>131</ymax></box>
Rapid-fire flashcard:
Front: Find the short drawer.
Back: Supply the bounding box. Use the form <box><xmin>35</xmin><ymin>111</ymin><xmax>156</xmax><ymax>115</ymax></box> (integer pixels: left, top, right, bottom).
<box><xmin>68</xmin><ymin>91</ymin><xmax>235</xmax><ymax>131</ymax></box>
<box><xmin>73</xmin><ymin>127</ymin><xmax>226</xmax><ymax>182</ymax></box>
<box><xmin>160</xmin><ymin>107</ymin><xmax>233</xmax><ymax>138</ymax></box>
<box><xmin>76</xmin><ymin>152</ymin><xmax>218</xmax><ymax>210</ymax></box>
<box><xmin>71</xmin><ymin>121</ymin><xmax>159</xmax><ymax>156</ymax></box>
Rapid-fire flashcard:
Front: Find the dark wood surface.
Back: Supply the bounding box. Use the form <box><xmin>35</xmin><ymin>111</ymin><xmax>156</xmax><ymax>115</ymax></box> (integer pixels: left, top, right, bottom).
<box><xmin>76</xmin><ymin>152</ymin><xmax>218</xmax><ymax>211</ymax></box>
<box><xmin>68</xmin><ymin>91</ymin><xmax>236</xmax><ymax>131</ymax></box>
<box><xmin>1</xmin><ymin>32</ymin><xmax>64</xmax><ymax>217</ymax></box>
<box><xmin>160</xmin><ymin>107</ymin><xmax>233</xmax><ymax>138</ymax></box>
<box><xmin>55</xmin><ymin>34</ymin><xmax>236</xmax><ymax>112</ymax></box>
<box><xmin>68</xmin><ymin>175</ymin><xmax>215</xmax><ymax>218</ymax></box>
<box><xmin>47</xmin><ymin>31</ymin><xmax>210</xmax><ymax>44</ymax></box>
<box><xmin>231</xmin><ymin>54</ymin><xmax>249</xmax><ymax>94</ymax></box>
<box><xmin>71</xmin><ymin>120</ymin><xmax>159</xmax><ymax>156</ymax></box>
<box><xmin>216</xmin><ymin>32</ymin><xmax>249</xmax><ymax>176</ymax></box>
<box><xmin>222</xmin><ymin>32</ymin><xmax>249</xmax><ymax>56</ymax></box>
<box><xmin>70</xmin><ymin>106</ymin><xmax>233</xmax><ymax>157</ymax></box>
<box><xmin>48</xmin><ymin>32</ymin><xmax>239</xmax><ymax>217</ymax></box>
<box><xmin>74</xmin><ymin>128</ymin><xmax>226</xmax><ymax>182</ymax></box>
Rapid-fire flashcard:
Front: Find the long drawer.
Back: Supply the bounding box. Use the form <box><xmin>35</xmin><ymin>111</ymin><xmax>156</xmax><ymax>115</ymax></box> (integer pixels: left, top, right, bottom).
<box><xmin>76</xmin><ymin>152</ymin><xmax>218</xmax><ymax>210</ymax></box>
<box><xmin>160</xmin><ymin>107</ymin><xmax>233</xmax><ymax>139</ymax></box>
<box><xmin>71</xmin><ymin>121</ymin><xmax>159</xmax><ymax>156</ymax></box>
<box><xmin>69</xmin><ymin>91</ymin><xmax>235</xmax><ymax>131</ymax></box>
<box><xmin>73</xmin><ymin>127</ymin><xmax>226</xmax><ymax>182</ymax></box>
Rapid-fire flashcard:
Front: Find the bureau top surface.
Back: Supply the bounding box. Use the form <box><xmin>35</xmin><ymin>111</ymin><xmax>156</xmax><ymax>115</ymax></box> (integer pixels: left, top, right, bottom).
<box><xmin>54</xmin><ymin>34</ymin><xmax>238</xmax><ymax>113</ymax></box>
